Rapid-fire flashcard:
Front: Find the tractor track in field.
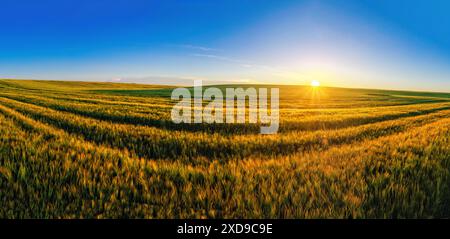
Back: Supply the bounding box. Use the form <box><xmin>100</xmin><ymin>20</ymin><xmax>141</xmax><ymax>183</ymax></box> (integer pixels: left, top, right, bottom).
<box><xmin>1</xmin><ymin>96</ymin><xmax>449</xmax><ymax>163</ymax></box>
<box><xmin>1</xmin><ymin>92</ymin><xmax>450</xmax><ymax>135</ymax></box>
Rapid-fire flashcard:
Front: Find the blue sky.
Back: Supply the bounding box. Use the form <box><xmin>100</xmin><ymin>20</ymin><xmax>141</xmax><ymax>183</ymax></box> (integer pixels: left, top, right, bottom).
<box><xmin>0</xmin><ymin>0</ymin><xmax>449</xmax><ymax>91</ymax></box>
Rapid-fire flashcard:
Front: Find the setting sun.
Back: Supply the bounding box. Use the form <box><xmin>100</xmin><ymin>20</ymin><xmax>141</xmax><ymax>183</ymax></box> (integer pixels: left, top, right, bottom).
<box><xmin>311</xmin><ymin>80</ymin><xmax>320</xmax><ymax>87</ymax></box>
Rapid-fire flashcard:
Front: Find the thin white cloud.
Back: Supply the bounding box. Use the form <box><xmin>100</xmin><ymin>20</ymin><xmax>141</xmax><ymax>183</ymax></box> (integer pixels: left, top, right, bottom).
<box><xmin>191</xmin><ymin>53</ymin><xmax>253</xmax><ymax>67</ymax></box>
<box><xmin>175</xmin><ymin>44</ymin><xmax>223</xmax><ymax>52</ymax></box>
<box><xmin>108</xmin><ymin>75</ymin><xmax>203</xmax><ymax>86</ymax></box>
<box><xmin>191</xmin><ymin>53</ymin><xmax>302</xmax><ymax>80</ymax></box>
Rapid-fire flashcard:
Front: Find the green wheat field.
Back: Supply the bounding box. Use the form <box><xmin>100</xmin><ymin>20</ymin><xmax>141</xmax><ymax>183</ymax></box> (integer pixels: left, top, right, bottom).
<box><xmin>0</xmin><ymin>79</ymin><xmax>449</xmax><ymax>219</ymax></box>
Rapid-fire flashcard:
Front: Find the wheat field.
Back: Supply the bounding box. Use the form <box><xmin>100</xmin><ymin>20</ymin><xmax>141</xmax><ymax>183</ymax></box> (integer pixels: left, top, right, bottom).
<box><xmin>0</xmin><ymin>79</ymin><xmax>449</xmax><ymax>218</ymax></box>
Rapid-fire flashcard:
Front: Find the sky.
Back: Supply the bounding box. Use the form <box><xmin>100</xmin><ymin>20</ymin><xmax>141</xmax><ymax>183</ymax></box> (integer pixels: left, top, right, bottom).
<box><xmin>0</xmin><ymin>0</ymin><xmax>449</xmax><ymax>92</ymax></box>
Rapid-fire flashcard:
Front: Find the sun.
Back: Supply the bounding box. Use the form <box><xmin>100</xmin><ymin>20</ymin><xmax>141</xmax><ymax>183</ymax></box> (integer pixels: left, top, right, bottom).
<box><xmin>311</xmin><ymin>80</ymin><xmax>320</xmax><ymax>87</ymax></box>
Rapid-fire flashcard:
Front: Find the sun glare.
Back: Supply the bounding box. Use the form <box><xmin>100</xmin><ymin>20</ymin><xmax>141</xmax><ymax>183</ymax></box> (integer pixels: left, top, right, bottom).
<box><xmin>311</xmin><ymin>80</ymin><xmax>320</xmax><ymax>87</ymax></box>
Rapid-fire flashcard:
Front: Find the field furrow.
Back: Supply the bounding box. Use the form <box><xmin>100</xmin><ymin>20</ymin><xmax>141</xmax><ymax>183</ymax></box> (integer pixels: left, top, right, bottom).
<box><xmin>1</xmin><ymin>80</ymin><xmax>449</xmax><ymax>219</ymax></box>
<box><xmin>0</xmin><ymin>96</ymin><xmax>448</xmax><ymax>163</ymax></box>
<box><xmin>0</xmin><ymin>91</ymin><xmax>449</xmax><ymax>135</ymax></box>
<box><xmin>2</xmin><ymin>106</ymin><xmax>448</xmax><ymax>218</ymax></box>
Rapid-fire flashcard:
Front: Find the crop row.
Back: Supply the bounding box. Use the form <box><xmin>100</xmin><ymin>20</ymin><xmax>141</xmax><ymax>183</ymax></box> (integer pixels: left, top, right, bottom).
<box><xmin>1</xmin><ymin>91</ymin><xmax>449</xmax><ymax>134</ymax></box>
<box><xmin>0</xmin><ymin>97</ymin><xmax>448</xmax><ymax>163</ymax></box>
<box><xmin>1</xmin><ymin>103</ymin><xmax>448</xmax><ymax>218</ymax></box>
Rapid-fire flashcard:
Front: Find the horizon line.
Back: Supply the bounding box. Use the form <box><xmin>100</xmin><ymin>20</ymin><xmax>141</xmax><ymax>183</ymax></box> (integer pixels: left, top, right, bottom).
<box><xmin>1</xmin><ymin>77</ymin><xmax>449</xmax><ymax>94</ymax></box>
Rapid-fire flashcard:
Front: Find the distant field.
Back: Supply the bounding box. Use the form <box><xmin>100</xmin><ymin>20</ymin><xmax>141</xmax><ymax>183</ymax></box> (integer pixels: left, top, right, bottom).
<box><xmin>0</xmin><ymin>79</ymin><xmax>449</xmax><ymax>218</ymax></box>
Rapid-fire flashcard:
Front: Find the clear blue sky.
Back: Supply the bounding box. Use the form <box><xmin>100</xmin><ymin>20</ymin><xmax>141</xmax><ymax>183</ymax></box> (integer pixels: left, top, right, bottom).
<box><xmin>1</xmin><ymin>0</ymin><xmax>449</xmax><ymax>91</ymax></box>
